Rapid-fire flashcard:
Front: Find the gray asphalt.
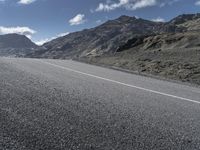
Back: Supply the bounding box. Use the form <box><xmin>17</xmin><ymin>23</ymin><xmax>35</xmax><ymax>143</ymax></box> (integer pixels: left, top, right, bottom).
<box><xmin>1</xmin><ymin>57</ymin><xmax>200</xmax><ymax>150</ymax></box>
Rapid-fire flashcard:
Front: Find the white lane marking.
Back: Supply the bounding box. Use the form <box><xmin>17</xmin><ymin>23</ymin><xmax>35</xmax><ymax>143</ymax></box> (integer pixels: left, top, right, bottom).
<box><xmin>40</xmin><ymin>60</ymin><xmax>200</xmax><ymax>104</ymax></box>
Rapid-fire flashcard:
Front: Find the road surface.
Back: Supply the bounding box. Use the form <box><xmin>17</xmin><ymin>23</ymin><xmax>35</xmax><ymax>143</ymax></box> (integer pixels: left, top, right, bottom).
<box><xmin>0</xmin><ymin>57</ymin><xmax>200</xmax><ymax>150</ymax></box>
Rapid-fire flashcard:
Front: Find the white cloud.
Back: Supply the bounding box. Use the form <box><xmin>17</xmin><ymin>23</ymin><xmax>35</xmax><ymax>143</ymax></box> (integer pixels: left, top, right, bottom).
<box><xmin>35</xmin><ymin>38</ymin><xmax>49</xmax><ymax>46</ymax></box>
<box><xmin>160</xmin><ymin>0</ymin><xmax>180</xmax><ymax>7</ymax></box>
<box><xmin>35</xmin><ymin>32</ymin><xmax>69</xmax><ymax>46</ymax></box>
<box><xmin>96</xmin><ymin>0</ymin><xmax>129</xmax><ymax>12</ymax></box>
<box><xmin>18</xmin><ymin>0</ymin><xmax>36</xmax><ymax>5</ymax></box>
<box><xmin>195</xmin><ymin>0</ymin><xmax>200</xmax><ymax>5</ymax></box>
<box><xmin>94</xmin><ymin>0</ymin><xmax>182</xmax><ymax>12</ymax></box>
<box><xmin>127</xmin><ymin>0</ymin><xmax>157</xmax><ymax>10</ymax></box>
<box><xmin>95</xmin><ymin>0</ymin><xmax>156</xmax><ymax>12</ymax></box>
<box><xmin>152</xmin><ymin>17</ymin><xmax>165</xmax><ymax>22</ymax></box>
<box><xmin>96</xmin><ymin>20</ymin><xmax>103</xmax><ymax>24</ymax></box>
<box><xmin>0</xmin><ymin>0</ymin><xmax>7</xmax><ymax>4</ymax></box>
<box><xmin>0</xmin><ymin>26</ymin><xmax>36</xmax><ymax>38</ymax></box>
<box><xmin>69</xmin><ymin>14</ymin><xmax>86</xmax><ymax>26</ymax></box>
<box><xmin>57</xmin><ymin>32</ymin><xmax>69</xmax><ymax>37</ymax></box>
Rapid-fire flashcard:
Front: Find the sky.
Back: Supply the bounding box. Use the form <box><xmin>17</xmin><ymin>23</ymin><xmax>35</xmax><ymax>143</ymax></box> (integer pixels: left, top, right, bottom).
<box><xmin>0</xmin><ymin>0</ymin><xmax>200</xmax><ymax>45</ymax></box>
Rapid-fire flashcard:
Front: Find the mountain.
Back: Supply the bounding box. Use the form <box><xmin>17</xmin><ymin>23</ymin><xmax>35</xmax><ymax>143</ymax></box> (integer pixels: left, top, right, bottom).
<box><xmin>28</xmin><ymin>16</ymin><xmax>168</xmax><ymax>59</ymax></box>
<box><xmin>111</xmin><ymin>29</ymin><xmax>200</xmax><ymax>81</ymax></box>
<box><xmin>116</xmin><ymin>13</ymin><xmax>200</xmax><ymax>54</ymax></box>
<box><xmin>87</xmin><ymin>14</ymin><xmax>200</xmax><ymax>85</ymax></box>
<box><xmin>27</xmin><ymin>13</ymin><xmax>200</xmax><ymax>85</ymax></box>
<box><xmin>0</xmin><ymin>34</ymin><xmax>38</xmax><ymax>56</ymax></box>
<box><xmin>164</xmin><ymin>13</ymin><xmax>200</xmax><ymax>32</ymax></box>
<box><xmin>28</xmin><ymin>14</ymin><xmax>200</xmax><ymax>59</ymax></box>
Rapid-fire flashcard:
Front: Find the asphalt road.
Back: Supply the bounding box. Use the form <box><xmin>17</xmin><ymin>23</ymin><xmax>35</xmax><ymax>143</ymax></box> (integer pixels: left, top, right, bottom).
<box><xmin>1</xmin><ymin>57</ymin><xmax>200</xmax><ymax>150</ymax></box>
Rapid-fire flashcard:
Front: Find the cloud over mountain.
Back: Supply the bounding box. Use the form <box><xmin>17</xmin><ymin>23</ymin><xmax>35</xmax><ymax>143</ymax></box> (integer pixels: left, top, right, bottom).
<box><xmin>95</xmin><ymin>0</ymin><xmax>182</xmax><ymax>12</ymax></box>
<box><xmin>35</xmin><ymin>32</ymin><xmax>69</xmax><ymax>45</ymax></box>
<box><xmin>0</xmin><ymin>26</ymin><xmax>36</xmax><ymax>38</ymax></box>
<box><xmin>95</xmin><ymin>0</ymin><xmax>157</xmax><ymax>12</ymax></box>
<box><xmin>69</xmin><ymin>14</ymin><xmax>86</xmax><ymax>26</ymax></box>
<box><xmin>152</xmin><ymin>17</ymin><xmax>165</xmax><ymax>22</ymax></box>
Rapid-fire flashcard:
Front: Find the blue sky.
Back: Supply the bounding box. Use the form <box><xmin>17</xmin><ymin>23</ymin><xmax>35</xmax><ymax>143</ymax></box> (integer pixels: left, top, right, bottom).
<box><xmin>0</xmin><ymin>0</ymin><xmax>200</xmax><ymax>45</ymax></box>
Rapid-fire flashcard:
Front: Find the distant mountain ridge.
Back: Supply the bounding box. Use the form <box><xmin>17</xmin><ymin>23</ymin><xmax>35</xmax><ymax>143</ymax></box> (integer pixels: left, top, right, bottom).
<box><xmin>28</xmin><ymin>13</ymin><xmax>200</xmax><ymax>59</ymax></box>
<box><xmin>0</xmin><ymin>34</ymin><xmax>37</xmax><ymax>49</ymax></box>
<box><xmin>0</xmin><ymin>13</ymin><xmax>199</xmax><ymax>58</ymax></box>
<box><xmin>29</xmin><ymin>15</ymin><xmax>166</xmax><ymax>58</ymax></box>
<box><xmin>169</xmin><ymin>13</ymin><xmax>200</xmax><ymax>25</ymax></box>
<box><xmin>167</xmin><ymin>13</ymin><xmax>200</xmax><ymax>31</ymax></box>
<box><xmin>0</xmin><ymin>34</ymin><xmax>38</xmax><ymax>56</ymax></box>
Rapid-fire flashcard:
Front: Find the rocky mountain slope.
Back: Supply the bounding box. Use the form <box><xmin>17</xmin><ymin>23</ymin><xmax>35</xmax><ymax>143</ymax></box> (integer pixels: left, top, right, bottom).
<box><xmin>29</xmin><ymin>14</ymin><xmax>200</xmax><ymax>59</ymax></box>
<box><xmin>28</xmin><ymin>15</ymin><xmax>180</xmax><ymax>59</ymax></box>
<box><xmin>88</xmin><ymin>30</ymin><xmax>200</xmax><ymax>85</ymax></box>
<box><xmin>27</xmin><ymin>13</ymin><xmax>200</xmax><ymax>85</ymax></box>
<box><xmin>168</xmin><ymin>13</ymin><xmax>200</xmax><ymax>31</ymax></box>
<box><xmin>0</xmin><ymin>34</ymin><xmax>38</xmax><ymax>56</ymax></box>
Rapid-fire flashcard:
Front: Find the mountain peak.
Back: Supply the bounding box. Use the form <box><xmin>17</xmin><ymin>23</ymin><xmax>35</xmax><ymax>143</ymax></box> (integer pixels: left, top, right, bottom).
<box><xmin>2</xmin><ymin>33</ymin><xmax>26</xmax><ymax>38</ymax></box>
<box><xmin>100</xmin><ymin>15</ymin><xmax>141</xmax><ymax>27</ymax></box>
<box><xmin>116</xmin><ymin>15</ymin><xmax>137</xmax><ymax>22</ymax></box>
<box><xmin>0</xmin><ymin>33</ymin><xmax>38</xmax><ymax>49</ymax></box>
<box><xmin>169</xmin><ymin>13</ymin><xmax>200</xmax><ymax>24</ymax></box>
